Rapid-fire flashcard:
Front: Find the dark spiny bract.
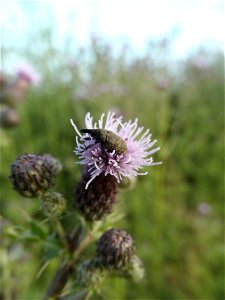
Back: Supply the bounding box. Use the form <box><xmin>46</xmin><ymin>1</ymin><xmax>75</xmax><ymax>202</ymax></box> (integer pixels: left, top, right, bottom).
<box><xmin>43</xmin><ymin>154</ymin><xmax>63</xmax><ymax>176</ymax></box>
<box><xmin>96</xmin><ymin>228</ymin><xmax>136</xmax><ymax>269</ymax></box>
<box><xmin>74</xmin><ymin>171</ymin><xmax>118</xmax><ymax>221</ymax></box>
<box><xmin>9</xmin><ymin>154</ymin><xmax>54</xmax><ymax>198</ymax></box>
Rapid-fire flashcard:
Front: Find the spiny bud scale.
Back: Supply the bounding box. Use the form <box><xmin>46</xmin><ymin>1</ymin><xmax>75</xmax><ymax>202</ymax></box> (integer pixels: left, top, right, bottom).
<box><xmin>43</xmin><ymin>154</ymin><xmax>63</xmax><ymax>176</ymax></box>
<box><xmin>97</xmin><ymin>228</ymin><xmax>136</xmax><ymax>269</ymax></box>
<box><xmin>40</xmin><ymin>192</ymin><xmax>66</xmax><ymax>217</ymax></box>
<box><xmin>74</xmin><ymin>172</ymin><xmax>118</xmax><ymax>221</ymax></box>
<box><xmin>77</xmin><ymin>258</ymin><xmax>105</xmax><ymax>288</ymax></box>
<box><xmin>124</xmin><ymin>255</ymin><xmax>145</xmax><ymax>282</ymax></box>
<box><xmin>9</xmin><ymin>154</ymin><xmax>54</xmax><ymax>198</ymax></box>
<box><xmin>119</xmin><ymin>176</ymin><xmax>137</xmax><ymax>190</ymax></box>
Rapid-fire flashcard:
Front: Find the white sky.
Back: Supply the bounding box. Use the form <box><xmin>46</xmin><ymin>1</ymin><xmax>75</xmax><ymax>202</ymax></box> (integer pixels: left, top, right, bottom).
<box><xmin>1</xmin><ymin>0</ymin><xmax>224</xmax><ymax>58</ymax></box>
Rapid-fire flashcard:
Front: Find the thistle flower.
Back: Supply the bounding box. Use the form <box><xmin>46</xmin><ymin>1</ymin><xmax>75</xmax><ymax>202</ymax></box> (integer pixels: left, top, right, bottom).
<box><xmin>74</xmin><ymin>171</ymin><xmax>118</xmax><ymax>221</ymax></box>
<box><xmin>9</xmin><ymin>154</ymin><xmax>54</xmax><ymax>198</ymax></box>
<box><xmin>15</xmin><ymin>63</ymin><xmax>41</xmax><ymax>86</ymax></box>
<box><xmin>71</xmin><ymin>112</ymin><xmax>162</xmax><ymax>189</ymax></box>
<box><xmin>96</xmin><ymin>228</ymin><xmax>136</xmax><ymax>269</ymax></box>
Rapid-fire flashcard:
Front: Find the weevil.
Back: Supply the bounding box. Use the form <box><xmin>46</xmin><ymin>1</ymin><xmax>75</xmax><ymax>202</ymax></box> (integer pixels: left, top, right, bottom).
<box><xmin>80</xmin><ymin>129</ymin><xmax>127</xmax><ymax>155</ymax></box>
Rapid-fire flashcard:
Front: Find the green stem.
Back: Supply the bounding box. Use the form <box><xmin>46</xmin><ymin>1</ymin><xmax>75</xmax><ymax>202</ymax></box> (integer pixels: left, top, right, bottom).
<box><xmin>58</xmin><ymin>289</ymin><xmax>90</xmax><ymax>300</ymax></box>
<box><xmin>51</xmin><ymin>217</ymin><xmax>68</xmax><ymax>250</ymax></box>
<box><xmin>83</xmin><ymin>290</ymin><xmax>92</xmax><ymax>300</ymax></box>
<box><xmin>43</xmin><ymin>222</ymin><xmax>100</xmax><ymax>300</ymax></box>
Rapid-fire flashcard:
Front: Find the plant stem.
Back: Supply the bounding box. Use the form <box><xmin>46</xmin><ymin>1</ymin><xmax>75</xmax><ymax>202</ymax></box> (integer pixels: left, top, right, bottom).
<box><xmin>43</xmin><ymin>222</ymin><xmax>100</xmax><ymax>300</ymax></box>
<box><xmin>57</xmin><ymin>289</ymin><xmax>89</xmax><ymax>300</ymax></box>
<box><xmin>51</xmin><ymin>217</ymin><xmax>68</xmax><ymax>250</ymax></box>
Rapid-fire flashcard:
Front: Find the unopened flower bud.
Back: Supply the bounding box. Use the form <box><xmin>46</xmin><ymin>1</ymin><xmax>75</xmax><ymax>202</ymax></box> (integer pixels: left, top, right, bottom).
<box><xmin>74</xmin><ymin>172</ymin><xmax>118</xmax><ymax>221</ymax></box>
<box><xmin>40</xmin><ymin>192</ymin><xmax>66</xmax><ymax>217</ymax></box>
<box><xmin>97</xmin><ymin>228</ymin><xmax>136</xmax><ymax>269</ymax></box>
<box><xmin>80</xmin><ymin>128</ymin><xmax>127</xmax><ymax>155</ymax></box>
<box><xmin>124</xmin><ymin>255</ymin><xmax>145</xmax><ymax>282</ymax></box>
<box><xmin>43</xmin><ymin>154</ymin><xmax>63</xmax><ymax>176</ymax></box>
<box><xmin>1</xmin><ymin>82</ymin><xmax>26</xmax><ymax>107</ymax></box>
<box><xmin>77</xmin><ymin>258</ymin><xmax>105</xmax><ymax>288</ymax></box>
<box><xmin>119</xmin><ymin>176</ymin><xmax>136</xmax><ymax>190</ymax></box>
<box><xmin>9</xmin><ymin>154</ymin><xmax>54</xmax><ymax>198</ymax></box>
<box><xmin>0</xmin><ymin>107</ymin><xmax>20</xmax><ymax>128</ymax></box>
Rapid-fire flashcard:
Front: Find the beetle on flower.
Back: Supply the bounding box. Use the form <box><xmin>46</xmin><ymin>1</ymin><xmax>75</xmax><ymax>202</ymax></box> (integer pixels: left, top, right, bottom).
<box><xmin>70</xmin><ymin>112</ymin><xmax>162</xmax><ymax>189</ymax></box>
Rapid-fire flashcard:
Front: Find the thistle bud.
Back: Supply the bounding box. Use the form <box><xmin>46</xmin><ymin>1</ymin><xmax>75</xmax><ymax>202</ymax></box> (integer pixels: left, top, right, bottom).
<box><xmin>74</xmin><ymin>172</ymin><xmax>118</xmax><ymax>221</ymax></box>
<box><xmin>119</xmin><ymin>176</ymin><xmax>137</xmax><ymax>190</ymax></box>
<box><xmin>124</xmin><ymin>255</ymin><xmax>145</xmax><ymax>282</ymax></box>
<box><xmin>0</xmin><ymin>107</ymin><xmax>20</xmax><ymax>128</ymax></box>
<box><xmin>43</xmin><ymin>154</ymin><xmax>63</xmax><ymax>176</ymax></box>
<box><xmin>40</xmin><ymin>192</ymin><xmax>66</xmax><ymax>217</ymax></box>
<box><xmin>96</xmin><ymin>228</ymin><xmax>136</xmax><ymax>269</ymax></box>
<box><xmin>77</xmin><ymin>258</ymin><xmax>105</xmax><ymax>288</ymax></box>
<box><xmin>80</xmin><ymin>129</ymin><xmax>127</xmax><ymax>155</ymax></box>
<box><xmin>9</xmin><ymin>154</ymin><xmax>54</xmax><ymax>198</ymax></box>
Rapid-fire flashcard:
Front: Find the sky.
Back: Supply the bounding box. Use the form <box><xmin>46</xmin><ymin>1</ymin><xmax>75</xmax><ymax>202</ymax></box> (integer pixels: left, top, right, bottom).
<box><xmin>1</xmin><ymin>0</ymin><xmax>224</xmax><ymax>59</ymax></box>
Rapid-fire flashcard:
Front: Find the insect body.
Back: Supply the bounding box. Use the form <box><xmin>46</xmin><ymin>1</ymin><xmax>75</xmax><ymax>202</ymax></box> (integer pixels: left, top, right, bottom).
<box><xmin>80</xmin><ymin>129</ymin><xmax>127</xmax><ymax>155</ymax></box>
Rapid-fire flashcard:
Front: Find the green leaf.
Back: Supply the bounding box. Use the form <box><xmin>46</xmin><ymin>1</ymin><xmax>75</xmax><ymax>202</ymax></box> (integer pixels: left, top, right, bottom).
<box><xmin>29</xmin><ymin>220</ymin><xmax>48</xmax><ymax>240</ymax></box>
<box><xmin>42</xmin><ymin>235</ymin><xmax>64</xmax><ymax>260</ymax></box>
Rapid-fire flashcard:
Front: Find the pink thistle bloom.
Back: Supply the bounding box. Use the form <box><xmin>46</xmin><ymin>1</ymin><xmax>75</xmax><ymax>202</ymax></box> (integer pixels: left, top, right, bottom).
<box><xmin>15</xmin><ymin>63</ymin><xmax>41</xmax><ymax>86</ymax></box>
<box><xmin>70</xmin><ymin>112</ymin><xmax>162</xmax><ymax>189</ymax></box>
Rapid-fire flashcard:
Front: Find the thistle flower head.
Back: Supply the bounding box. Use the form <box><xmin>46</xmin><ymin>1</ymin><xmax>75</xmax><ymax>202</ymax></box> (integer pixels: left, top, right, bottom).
<box><xmin>96</xmin><ymin>228</ymin><xmax>136</xmax><ymax>269</ymax></box>
<box><xmin>15</xmin><ymin>63</ymin><xmax>41</xmax><ymax>86</ymax></box>
<box><xmin>71</xmin><ymin>112</ymin><xmax>162</xmax><ymax>189</ymax></box>
<box><xmin>9</xmin><ymin>154</ymin><xmax>54</xmax><ymax>198</ymax></box>
<box><xmin>74</xmin><ymin>172</ymin><xmax>118</xmax><ymax>221</ymax></box>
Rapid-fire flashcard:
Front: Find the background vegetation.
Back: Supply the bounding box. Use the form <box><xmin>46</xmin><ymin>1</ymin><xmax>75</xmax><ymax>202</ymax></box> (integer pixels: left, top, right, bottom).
<box><xmin>1</xmin><ymin>32</ymin><xmax>224</xmax><ymax>299</ymax></box>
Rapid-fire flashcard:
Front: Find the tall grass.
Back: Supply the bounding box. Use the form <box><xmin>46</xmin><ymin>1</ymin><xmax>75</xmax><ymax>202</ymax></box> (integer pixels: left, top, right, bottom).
<box><xmin>1</xmin><ymin>35</ymin><xmax>224</xmax><ymax>299</ymax></box>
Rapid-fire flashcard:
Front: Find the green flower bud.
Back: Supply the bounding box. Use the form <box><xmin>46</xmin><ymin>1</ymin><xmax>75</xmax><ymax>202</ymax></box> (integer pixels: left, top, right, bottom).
<box><xmin>77</xmin><ymin>258</ymin><xmax>105</xmax><ymax>289</ymax></box>
<box><xmin>0</xmin><ymin>107</ymin><xmax>20</xmax><ymax>129</ymax></box>
<box><xmin>80</xmin><ymin>128</ymin><xmax>127</xmax><ymax>155</ymax></box>
<box><xmin>43</xmin><ymin>154</ymin><xmax>63</xmax><ymax>176</ymax></box>
<box><xmin>96</xmin><ymin>228</ymin><xmax>136</xmax><ymax>269</ymax></box>
<box><xmin>119</xmin><ymin>176</ymin><xmax>137</xmax><ymax>190</ymax></box>
<box><xmin>74</xmin><ymin>172</ymin><xmax>118</xmax><ymax>221</ymax></box>
<box><xmin>124</xmin><ymin>255</ymin><xmax>145</xmax><ymax>282</ymax></box>
<box><xmin>9</xmin><ymin>154</ymin><xmax>54</xmax><ymax>198</ymax></box>
<box><xmin>40</xmin><ymin>192</ymin><xmax>66</xmax><ymax>217</ymax></box>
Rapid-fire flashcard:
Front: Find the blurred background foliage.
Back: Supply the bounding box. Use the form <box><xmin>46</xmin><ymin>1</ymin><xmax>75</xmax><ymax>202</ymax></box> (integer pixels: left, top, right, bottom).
<box><xmin>0</xmin><ymin>30</ymin><xmax>224</xmax><ymax>299</ymax></box>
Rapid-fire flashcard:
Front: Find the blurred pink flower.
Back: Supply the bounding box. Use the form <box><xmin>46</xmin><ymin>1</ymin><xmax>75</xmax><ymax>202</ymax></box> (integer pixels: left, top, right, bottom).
<box><xmin>197</xmin><ymin>202</ymin><xmax>212</xmax><ymax>216</ymax></box>
<box><xmin>71</xmin><ymin>112</ymin><xmax>162</xmax><ymax>189</ymax></box>
<box><xmin>15</xmin><ymin>63</ymin><xmax>41</xmax><ymax>86</ymax></box>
